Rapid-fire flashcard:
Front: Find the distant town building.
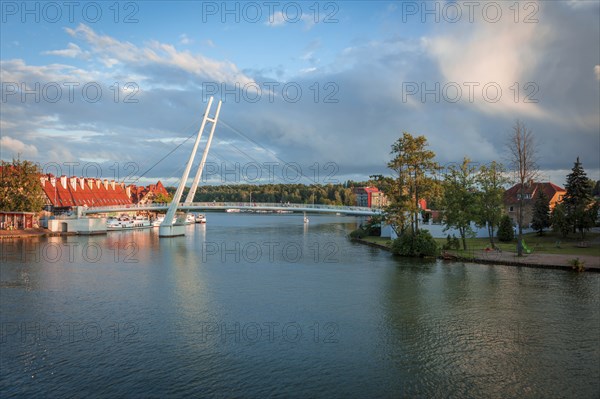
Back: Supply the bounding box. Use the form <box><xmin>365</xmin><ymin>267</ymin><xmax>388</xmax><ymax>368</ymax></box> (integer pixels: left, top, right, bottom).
<box><xmin>352</xmin><ymin>187</ymin><xmax>388</xmax><ymax>208</ymax></box>
<box><xmin>503</xmin><ymin>181</ymin><xmax>566</xmax><ymax>227</ymax></box>
<box><xmin>39</xmin><ymin>174</ymin><xmax>168</xmax><ymax>211</ymax></box>
<box><xmin>0</xmin><ymin>211</ymin><xmax>37</xmax><ymax>230</ymax></box>
<box><xmin>127</xmin><ymin>181</ymin><xmax>169</xmax><ymax>204</ymax></box>
<box><xmin>40</xmin><ymin>174</ymin><xmax>131</xmax><ymax>211</ymax></box>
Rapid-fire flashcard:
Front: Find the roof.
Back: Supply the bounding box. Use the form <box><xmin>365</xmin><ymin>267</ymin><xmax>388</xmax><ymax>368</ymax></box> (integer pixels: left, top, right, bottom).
<box><xmin>504</xmin><ymin>181</ymin><xmax>566</xmax><ymax>205</ymax></box>
<box><xmin>40</xmin><ymin>174</ymin><xmax>132</xmax><ymax>208</ymax></box>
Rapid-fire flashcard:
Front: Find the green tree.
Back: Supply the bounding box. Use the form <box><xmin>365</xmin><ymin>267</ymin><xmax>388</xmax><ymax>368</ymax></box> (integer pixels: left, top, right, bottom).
<box><xmin>387</xmin><ymin>132</ymin><xmax>439</xmax><ymax>235</ymax></box>
<box><xmin>551</xmin><ymin>203</ymin><xmax>570</xmax><ymax>238</ymax></box>
<box><xmin>0</xmin><ymin>158</ymin><xmax>45</xmax><ymax>212</ymax></box>
<box><xmin>153</xmin><ymin>192</ymin><xmax>172</xmax><ymax>203</ymax></box>
<box><xmin>475</xmin><ymin>161</ymin><xmax>508</xmax><ymax>248</ymax></box>
<box><xmin>563</xmin><ymin>157</ymin><xmax>596</xmax><ymax>238</ymax></box>
<box><xmin>391</xmin><ymin>229</ymin><xmax>438</xmax><ymax>257</ymax></box>
<box><xmin>531</xmin><ymin>189</ymin><xmax>550</xmax><ymax>235</ymax></box>
<box><xmin>442</xmin><ymin>157</ymin><xmax>477</xmax><ymax>250</ymax></box>
<box><xmin>497</xmin><ymin>215</ymin><xmax>515</xmax><ymax>242</ymax></box>
<box><xmin>507</xmin><ymin>120</ymin><xmax>538</xmax><ymax>256</ymax></box>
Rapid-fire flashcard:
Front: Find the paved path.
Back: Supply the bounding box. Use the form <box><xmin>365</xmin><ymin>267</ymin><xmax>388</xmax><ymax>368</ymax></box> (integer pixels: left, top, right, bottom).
<box><xmin>468</xmin><ymin>249</ymin><xmax>600</xmax><ymax>270</ymax></box>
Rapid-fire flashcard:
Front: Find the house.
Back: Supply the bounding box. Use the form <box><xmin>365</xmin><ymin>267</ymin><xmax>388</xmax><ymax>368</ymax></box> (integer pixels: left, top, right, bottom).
<box><xmin>352</xmin><ymin>187</ymin><xmax>389</xmax><ymax>208</ymax></box>
<box><xmin>126</xmin><ymin>181</ymin><xmax>169</xmax><ymax>204</ymax></box>
<box><xmin>504</xmin><ymin>181</ymin><xmax>566</xmax><ymax>227</ymax></box>
<box><xmin>40</xmin><ymin>174</ymin><xmax>132</xmax><ymax>211</ymax></box>
<box><xmin>0</xmin><ymin>211</ymin><xmax>37</xmax><ymax>230</ymax></box>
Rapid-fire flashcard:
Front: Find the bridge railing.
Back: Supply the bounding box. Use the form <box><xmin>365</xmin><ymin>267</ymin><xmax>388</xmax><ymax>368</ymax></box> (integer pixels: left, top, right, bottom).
<box><xmin>83</xmin><ymin>202</ymin><xmax>381</xmax><ymax>214</ymax></box>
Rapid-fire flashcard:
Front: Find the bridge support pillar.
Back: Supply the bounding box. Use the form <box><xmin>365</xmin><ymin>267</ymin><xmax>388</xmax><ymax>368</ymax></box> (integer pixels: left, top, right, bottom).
<box><xmin>158</xmin><ymin>224</ymin><xmax>186</xmax><ymax>237</ymax></box>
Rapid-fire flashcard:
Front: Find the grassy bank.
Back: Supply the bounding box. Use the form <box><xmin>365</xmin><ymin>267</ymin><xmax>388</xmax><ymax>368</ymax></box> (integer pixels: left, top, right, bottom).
<box><xmin>359</xmin><ymin>231</ymin><xmax>599</xmax><ymax>257</ymax></box>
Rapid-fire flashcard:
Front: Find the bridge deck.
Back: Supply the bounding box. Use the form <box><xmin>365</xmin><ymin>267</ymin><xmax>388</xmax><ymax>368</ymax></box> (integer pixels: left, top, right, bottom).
<box><xmin>83</xmin><ymin>202</ymin><xmax>382</xmax><ymax>216</ymax></box>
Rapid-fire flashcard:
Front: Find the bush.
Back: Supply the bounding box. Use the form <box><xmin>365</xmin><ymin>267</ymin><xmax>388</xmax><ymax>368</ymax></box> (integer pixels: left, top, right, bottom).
<box><xmin>392</xmin><ymin>229</ymin><xmax>438</xmax><ymax>257</ymax></box>
<box><xmin>442</xmin><ymin>234</ymin><xmax>461</xmax><ymax>250</ymax></box>
<box><xmin>568</xmin><ymin>258</ymin><xmax>586</xmax><ymax>272</ymax></box>
<box><xmin>497</xmin><ymin>215</ymin><xmax>514</xmax><ymax>242</ymax></box>
<box><xmin>349</xmin><ymin>228</ymin><xmax>366</xmax><ymax>239</ymax></box>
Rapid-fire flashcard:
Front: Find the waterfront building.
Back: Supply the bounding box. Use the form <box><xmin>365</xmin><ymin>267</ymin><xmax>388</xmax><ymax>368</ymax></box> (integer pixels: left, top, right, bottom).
<box><xmin>353</xmin><ymin>187</ymin><xmax>389</xmax><ymax>208</ymax></box>
<box><xmin>503</xmin><ymin>181</ymin><xmax>566</xmax><ymax>228</ymax></box>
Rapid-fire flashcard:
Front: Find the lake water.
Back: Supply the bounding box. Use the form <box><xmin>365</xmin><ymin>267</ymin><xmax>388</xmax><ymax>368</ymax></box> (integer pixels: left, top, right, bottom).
<box><xmin>1</xmin><ymin>213</ymin><xmax>599</xmax><ymax>398</ymax></box>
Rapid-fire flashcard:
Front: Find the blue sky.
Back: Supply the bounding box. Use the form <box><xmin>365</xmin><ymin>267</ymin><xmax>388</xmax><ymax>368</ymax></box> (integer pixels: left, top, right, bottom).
<box><xmin>1</xmin><ymin>1</ymin><xmax>599</xmax><ymax>187</ymax></box>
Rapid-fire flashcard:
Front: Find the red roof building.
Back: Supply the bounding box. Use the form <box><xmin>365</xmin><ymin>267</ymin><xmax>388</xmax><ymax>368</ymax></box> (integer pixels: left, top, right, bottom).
<box><xmin>40</xmin><ymin>174</ymin><xmax>132</xmax><ymax>209</ymax></box>
<box><xmin>504</xmin><ymin>181</ymin><xmax>566</xmax><ymax>227</ymax></box>
<box><xmin>126</xmin><ymin>181</ymin><xmax>169</xmax><ymax>204</ymax></box>
<box><xmin>352</xmin><ymin>187</ymin><xmax>389</xmax><ymax>208</ymax></box>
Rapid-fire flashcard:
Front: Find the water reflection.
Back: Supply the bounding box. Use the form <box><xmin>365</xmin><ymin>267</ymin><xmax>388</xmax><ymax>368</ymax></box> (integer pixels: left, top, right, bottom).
<box><xmin>1</xmin><ymin>214</ymin><xmax>598</xmax><ymax>398</ymax></box>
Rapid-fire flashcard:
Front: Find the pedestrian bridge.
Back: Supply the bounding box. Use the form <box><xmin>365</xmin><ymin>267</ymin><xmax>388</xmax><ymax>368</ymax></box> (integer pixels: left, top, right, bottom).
<box><xmin>83</xmin><ymin>202</ymin><xmax>382</xmax><ymax>217</ymax></box>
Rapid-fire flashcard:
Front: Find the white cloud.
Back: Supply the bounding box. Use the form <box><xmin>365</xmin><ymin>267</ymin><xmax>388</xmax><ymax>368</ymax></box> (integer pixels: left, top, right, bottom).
<box><xmin>265</xmin><ymin>11</ymin><xmax>315</xmax><ymax>30</ymax></box>
<box><xmin>265</xmin><ymin>11</ymin><xmax>287</xmax><ymax>26</ymax></box>
<box><xmin>43</xmin><ymin>42</ymin><xmax>88</xmax><ymax>59</ymax></box>
<box><xmin>179</xmin><ymin>34</ymin><xmax>193</xmax><ymax>45</ymax></box>
<box><xmin>0</xmin><ymin>136</ymin><xmax>38</xmax><ymax>157</ymax></box>
<box><xmin>425</xmin><ymin>0</ymin><xmax>551</xmax><ymax>119</ymax></box>
<box><xmin>66</xmin><ymin>24</ymin><xmax>253</xmax><ymax>85</ymax></box>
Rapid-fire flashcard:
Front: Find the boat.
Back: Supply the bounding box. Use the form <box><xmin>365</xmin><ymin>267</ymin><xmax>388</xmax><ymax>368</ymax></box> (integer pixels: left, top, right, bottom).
<box><xmin>152</xmin><ymin>215</ymin><xmax>165</xmax><ymax>227</ymax></box>
<box><xmin>185</xmin><ymin>214</ymin><xmax>195</xmax><ymax>224</ymax></box>
<box><xmin>226</xmin><ymin>209</ymin><xmax>241</xmax><ymax>213</ymax></box>
<box><xmin>195</xmin><ymin>214</ymin><xmax>207</xmax><ymax>223</ymax></box>
<box><xmin>152</xmin><ymin>215</ymin><xmax>177</xmax><ymax>227</ymax></box>
<box><xmin>107</xmin><ymin>215</ymin><xmax>152</xmax><ymax>230</ymax></box>
<box><xmin>304</xmin><ymin>216</ymin><xmax>309</xmax><ymax>224</ymax></box>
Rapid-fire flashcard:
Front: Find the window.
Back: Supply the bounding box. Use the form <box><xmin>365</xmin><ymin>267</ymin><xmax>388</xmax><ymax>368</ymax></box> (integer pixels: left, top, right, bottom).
<box><xmin>509</xmin><ymin>206</ymin><xmax>514</xmax><ymax>212</ymax></box>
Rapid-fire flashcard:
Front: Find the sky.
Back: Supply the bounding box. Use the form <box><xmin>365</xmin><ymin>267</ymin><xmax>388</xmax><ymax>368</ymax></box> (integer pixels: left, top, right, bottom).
<box><xmin>1</xmin><ymin>0</ymin><xmax>599</xmax><ymax>188</ymax></box>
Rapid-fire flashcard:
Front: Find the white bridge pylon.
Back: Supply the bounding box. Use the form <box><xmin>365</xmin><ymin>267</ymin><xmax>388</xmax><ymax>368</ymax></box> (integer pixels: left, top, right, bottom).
<box><xmin>159</xmin><ymin>96</ymin><xmax>222</xmax><ymax>237</ymax></box>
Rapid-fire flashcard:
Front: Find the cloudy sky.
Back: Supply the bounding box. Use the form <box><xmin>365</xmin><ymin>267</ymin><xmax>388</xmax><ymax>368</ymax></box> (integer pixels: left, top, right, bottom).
<box><xmin>1</xmin><ymin>1</ymin><xmax>599</xmax><ymax>187</ymax></box>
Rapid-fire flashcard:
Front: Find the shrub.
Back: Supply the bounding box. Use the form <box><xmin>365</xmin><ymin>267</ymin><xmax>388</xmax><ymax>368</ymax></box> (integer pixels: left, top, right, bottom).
<box><xmin>568</xmin><ymin>258</ymin><xmax>586</xmax><ymax>272</ymax></box>
<box><xmin>497</xmin><ymin>215</ymin><xmax>514</xmax><ymax>242</ymax></box>
<box><xmin>392</xmin><ymin>229</ymin><xmax>438</xmax><ymax>257</ymax></box>
<box><xmin>349</xmin><ymin>228</ymin><xmax>366</xmax><ymax>239</ymax></box>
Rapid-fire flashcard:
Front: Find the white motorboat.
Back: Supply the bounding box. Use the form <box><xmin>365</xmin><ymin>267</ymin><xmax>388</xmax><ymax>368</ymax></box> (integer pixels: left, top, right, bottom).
<box><xmin>195</xmin><ymin>214</ymin><xmax>207</xmax><ymax>223</ymax></box>
<box><xmin>304</xmin><ymin>216</ymin><xmax>309</xmax><ymax>224</ymax></box>
<box><xmin>185</xmin><ymin>214</ymin><xmax>195</xmax><ymax>224</ymax></box>
<box><xmin>152</xmin><ymin>215</ymin><xmax>165</xmax><ymax>227</ymax></box>
<box><xmin>107</xmin><ymin>215</ymin><xmax>152</xmax><ymax>230</ymax></box>
<box><xmin>152</xmin><ymin>215</ymin><xmax>177</xmax><ymax>227</ymax></box>
<box><xmin>226</xmin><ymin>209</ymin><xmax>241</xmax><ymax>213</ymax></box>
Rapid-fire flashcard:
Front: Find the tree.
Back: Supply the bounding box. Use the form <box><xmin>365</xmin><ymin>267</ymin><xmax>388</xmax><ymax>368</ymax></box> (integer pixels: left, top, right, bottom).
<box><xmin>507</xmin><ymin>120</ymin><xmax>538</xmax><ymax>256</ymax></box>
<box><xmin>0</xmin><ymin>158</ymin><xmax>45</xmax><ymax>212</ymax></box>
<box><xmin>475</xmin><ymin>161</ymin><xmax>509</xmax><ymax>248</ymax></box>
<box><xmin>386</xmin><ymin>133</ymin><xmax>439</xmax><ymax>235</ymax></box>
<box><xmin>551</xmin><ymin>203</ymin><xmax>571</xmax><ymax>238</ymax></box>
<box><xmin>497</xmin><ymin>215</ymin><xmax>515</xmax><ymax>242</ymax></box>
<box><xmin>563</xmin><ymin>157</ymin><xmax>596</xmax><ymax>238</ymax></box>
<box><xmin>530</xmin><ymin>189</ymin><xmax>550</xmax><ymax>235</ymax></box>
<box><xmin>153</xmin><ymin>192</ymin><xmax>172</xmax><ymax>203</ymax></box>
<box><xmin>442</xmin><ymin>157</ymin><xmax>477</xmax><ymax>250</ymax></box>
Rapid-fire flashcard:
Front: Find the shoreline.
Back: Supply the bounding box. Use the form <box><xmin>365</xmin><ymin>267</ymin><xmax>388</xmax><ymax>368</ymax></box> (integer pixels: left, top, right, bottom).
<box><xmin>0</xmin><ymin>229</ymin><xmax>77</xmax><ymax>239</ymax></box>
<box><xmin>350</xmin><ymin>237</ymin><xmax>600</xmax><ymax>273</ymax></box>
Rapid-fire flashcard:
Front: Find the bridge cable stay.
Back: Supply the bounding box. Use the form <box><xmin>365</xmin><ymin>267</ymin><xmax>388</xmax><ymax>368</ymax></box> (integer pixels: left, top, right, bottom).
<box><xmin>127</xmin><ymin>116</ymin><xmax>205</xmax><ymax>186</ymax></box>
<box><xmin>218</xmin><ymin>119</ymin><xmax>322</xmax><ymax>186</ymax></box>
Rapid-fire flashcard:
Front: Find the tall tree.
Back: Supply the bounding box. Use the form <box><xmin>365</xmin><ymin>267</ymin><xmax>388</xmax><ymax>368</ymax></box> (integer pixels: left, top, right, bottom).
<box><xmin>507</xmin><ymin>120</ymin><xmax>538</xmax><ymax>256</ymax></box>
<box><xmin>0</xmin><ymin>158</ymin><xmax>45</xmax><ymax>212</ymax></box>
<box><xmin>563</xmin><ymin>157</ymin><xmax>596</xmax><ymax>238</ymax></box>
<box><xmin>442</xmin><ymin>157</ymin><xmax>477</xmax><ymax>250</ymax></box>
<box><xmin>551</xmin><ymin>203</ymin><xmax>571</xmax><ymax>238</ymax></box>
<box><xmin>475</xmin><ymin>161</ymin><xmax>509</xmax><ymax>248</ymax></box>
<box><xmin>530</xmin><ymin>189</ymin><xmax>550</xmax><ymax>235</ymax></box>
<box><xmin>387</xmin><ymin>132</ymin><xmax>439</xmax><ymax>235</ymax></box>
